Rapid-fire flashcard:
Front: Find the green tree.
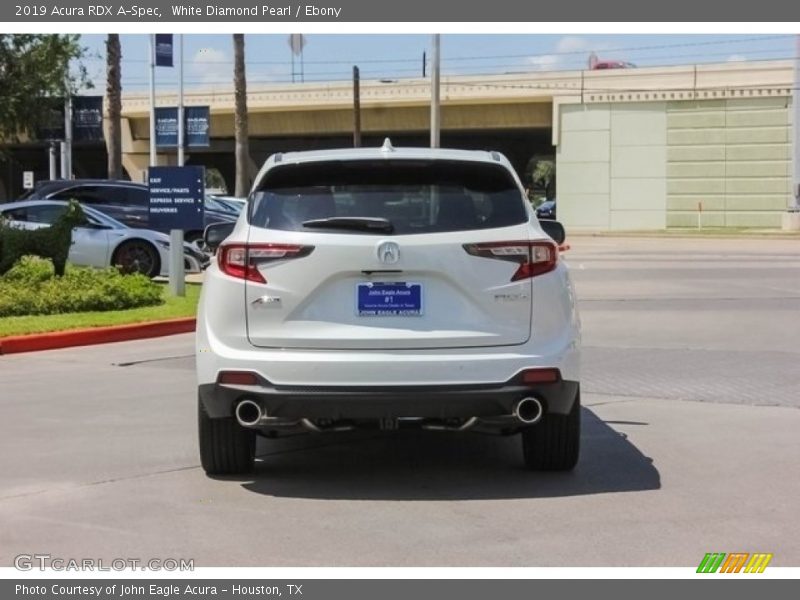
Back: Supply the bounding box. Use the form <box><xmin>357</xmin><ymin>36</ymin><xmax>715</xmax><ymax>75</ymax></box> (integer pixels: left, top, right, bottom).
<box><xmin>0</xmin><ymin>34</ymin><xmax>88</xmax><ymax>142</ymax></box>
<box><xmin>105</xmin><ymin>34</ymin><xmax>122</xmax><ymax>179</ymax></box>
<box><xmin>524</xmin><ymin>157</ymin><xmax>556</xmax><ymax>202</ymax></box>
<box><xmin>532</xmin><ymin>159</ymin><xmax>555</xmax><ymax>200</ymax></box>
<box><xmin>205</xmin><ymin>167</ymin><xmax>227</xmax><ymax>193</ymax></box>
<box><xmin>233</xmin><ymin>34</ymin><xmax>250</xmax><ymax>197</ymax></box>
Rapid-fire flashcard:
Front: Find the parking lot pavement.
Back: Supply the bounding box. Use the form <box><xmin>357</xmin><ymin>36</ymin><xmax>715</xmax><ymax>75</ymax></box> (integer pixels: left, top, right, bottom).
<box><xmin>1</xmin><ymin>237</ymin><xmax>798</xmax><ymax>566</ymax></box>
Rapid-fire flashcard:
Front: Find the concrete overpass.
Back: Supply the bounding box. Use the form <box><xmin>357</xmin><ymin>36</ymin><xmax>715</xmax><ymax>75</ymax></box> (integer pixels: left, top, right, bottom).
<box><xmin>1</xmin><ymin>60</ymin><xmax>793</xmax><ymax>229</ymax></box>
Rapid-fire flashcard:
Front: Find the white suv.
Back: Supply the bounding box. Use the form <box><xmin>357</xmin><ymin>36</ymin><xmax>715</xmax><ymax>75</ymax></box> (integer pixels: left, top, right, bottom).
<box><xmin>196</xmin><ymin>142</ymin><xmax>581</xmax><ymax>475</ymax></box>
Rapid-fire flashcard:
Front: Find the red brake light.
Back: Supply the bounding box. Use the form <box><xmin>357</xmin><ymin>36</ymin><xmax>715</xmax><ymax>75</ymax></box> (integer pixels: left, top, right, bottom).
<box><xmin>463</xmin><ymin>240</ymin><xmax>558</xmax><ymax>281</ymax></box>
<box><xmin>218</xmin><ymin>243</ymin><xmax>314</xmax><ymax>283</ymax></box>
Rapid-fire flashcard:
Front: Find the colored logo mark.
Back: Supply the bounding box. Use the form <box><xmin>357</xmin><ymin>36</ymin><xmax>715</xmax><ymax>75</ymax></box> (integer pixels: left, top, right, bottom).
<box><xmin>697</xmin><ymin>553</ymin><xmax>773</xmax><ymax>573</ymax></box>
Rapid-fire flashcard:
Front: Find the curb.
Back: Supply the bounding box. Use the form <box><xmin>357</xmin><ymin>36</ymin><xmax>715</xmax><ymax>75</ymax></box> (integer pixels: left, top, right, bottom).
<box><xmin>0</xmin><ymin>317</ymin><xmax>196</xmax><ymax>355</ymax></box>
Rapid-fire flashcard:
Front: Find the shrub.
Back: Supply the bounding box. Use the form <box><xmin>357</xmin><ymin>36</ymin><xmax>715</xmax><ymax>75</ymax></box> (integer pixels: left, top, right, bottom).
<box><xmin>1</xmin><ymin>255</ymin><xmax>56</xmax><ymax>284</ymax></box>
<box><xmin>0</xmin><ymin>256</ymin><xmax>164</xmax><ymax>317</ymax></box>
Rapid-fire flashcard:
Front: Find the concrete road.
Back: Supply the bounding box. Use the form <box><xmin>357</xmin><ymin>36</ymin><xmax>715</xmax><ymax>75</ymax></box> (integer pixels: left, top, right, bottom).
<box><xmin>1</xmin><ymin>236</ymin><xmax>798</xmax><ymax>566</ymax></box>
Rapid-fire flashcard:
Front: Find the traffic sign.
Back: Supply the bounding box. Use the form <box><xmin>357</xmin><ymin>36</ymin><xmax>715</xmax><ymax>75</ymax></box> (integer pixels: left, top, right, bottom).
<box><xmin>148</xmin><ymin>166</ymin><xmax>205</xmax><ymax>231</ymax></box>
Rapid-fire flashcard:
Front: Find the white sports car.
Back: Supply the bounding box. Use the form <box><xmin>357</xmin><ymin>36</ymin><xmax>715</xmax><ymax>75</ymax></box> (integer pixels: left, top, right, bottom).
<box><xmin>0</xmin><ymin>200</ymin><xmax>208</xmax><ymax>277</ymax></box>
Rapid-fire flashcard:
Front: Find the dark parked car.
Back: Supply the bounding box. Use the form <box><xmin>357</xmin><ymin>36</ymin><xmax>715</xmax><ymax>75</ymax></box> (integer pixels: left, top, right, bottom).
<box><xmin>536</xmin><ymin>199</ymin><xmax>556</xmax><ymax>220</ymax></box>
<box><xmin>22</xmin><ymin>179</ymin><xmax>236</xmax><ymax>242</ymax></box>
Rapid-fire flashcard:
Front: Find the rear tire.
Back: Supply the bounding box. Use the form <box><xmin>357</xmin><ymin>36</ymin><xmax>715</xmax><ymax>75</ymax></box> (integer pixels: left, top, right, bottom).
<box><xmin>198</xmin><ymin>395</ymin><xmax>255</xmax><ymax>475</ymax></box>
<box><xmin>112</xmin><ymin>240</ymin><xmax>160</xmax><ymax>278</ymax></box>
<box><xmin>521</xmin><ymin>387</ymin><xmax>580</xmax><ymax>471</ymax></box>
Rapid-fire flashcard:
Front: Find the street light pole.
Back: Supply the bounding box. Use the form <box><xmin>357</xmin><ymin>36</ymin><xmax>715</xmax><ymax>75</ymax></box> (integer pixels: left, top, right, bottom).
<box><xmin>148</xmin><ymin>34</ymin><xmax>156</xmax><ymax>169</ymax></box>
<box><xmin>172</xmin><ymin>35</ymin><xmax>186</xmax><ymax>297</ymax></box>
<box><xmin>178</xmin><ymin>34</ymin><xmax>185</xmax><ymax>167</ymax></box>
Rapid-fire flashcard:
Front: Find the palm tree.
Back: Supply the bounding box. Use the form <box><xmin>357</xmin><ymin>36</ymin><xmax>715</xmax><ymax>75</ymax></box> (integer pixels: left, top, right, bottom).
<box><xmin>105</xmin><ymin>34</ymin><xmax>122</xmax><ymax>180</ymax></box>
<box><xmin>233</xmin><ymin>34</ymin><xmax>250</xmax><ymax>197</ymax></box>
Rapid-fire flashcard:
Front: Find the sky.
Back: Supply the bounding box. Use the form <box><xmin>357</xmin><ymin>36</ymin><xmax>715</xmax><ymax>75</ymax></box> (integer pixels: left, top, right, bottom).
<box><xmin>75</xmin><ymin>34</ymin><xmax>795</xmax><ymax>93</ymax></box>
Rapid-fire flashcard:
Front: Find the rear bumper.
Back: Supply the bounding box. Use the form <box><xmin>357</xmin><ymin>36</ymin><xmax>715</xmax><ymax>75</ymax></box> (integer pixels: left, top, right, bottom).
<box><xmin>198</xmin><ymin>376</ymin><xmax>579</xmax><ymax>420</ymax></box>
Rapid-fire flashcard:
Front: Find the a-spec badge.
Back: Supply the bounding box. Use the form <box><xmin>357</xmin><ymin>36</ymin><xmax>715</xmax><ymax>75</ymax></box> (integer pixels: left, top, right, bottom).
<box><xmin>376</xmin><ymin>241</ymin><xmax>400</xmax><ymax>265</ymax></box>
<box><xmin>251</xmin><ymin>295</ymin><xmax>282</xmax><ymax>308</ymax></box>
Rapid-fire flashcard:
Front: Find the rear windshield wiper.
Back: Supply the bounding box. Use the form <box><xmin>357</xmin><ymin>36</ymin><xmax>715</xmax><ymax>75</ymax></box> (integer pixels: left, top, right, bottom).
<box><xmin>302</xmin><ymin>217</ymin><xmax>394</xmax><ymax>233</ymax></box>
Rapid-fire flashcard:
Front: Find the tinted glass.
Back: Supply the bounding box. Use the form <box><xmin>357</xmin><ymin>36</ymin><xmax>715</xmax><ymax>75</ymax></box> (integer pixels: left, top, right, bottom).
<box><xmin>28</xmin><ymin>205</ymin><xmax>71</xmax><ymax>224</ymax></box>
<box><xmin>50</xmin><ymin>186</ymin><xmax>106</xmax><ymax>204</ymax></box>
<box><xmin>249</xmin><ymin>159</ymin><xmax>527</xmax><ymax>235</ymax></box>
<box><xmin>1</xmin><ymin>207</ymin><xmax>30</xmax><ymax>221</ymax></box>
<box><xmin>125</xmin><ymin>187</ymin><xmax>149</xmax><ymax>207</ymax></box>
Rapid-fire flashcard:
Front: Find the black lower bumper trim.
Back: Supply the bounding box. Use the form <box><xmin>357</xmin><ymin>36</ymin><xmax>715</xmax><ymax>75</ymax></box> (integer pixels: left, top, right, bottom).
<box><xmin>199</xmin><ymin>378</ymin><xmax>580</xmax><ymax>420</ymax></box>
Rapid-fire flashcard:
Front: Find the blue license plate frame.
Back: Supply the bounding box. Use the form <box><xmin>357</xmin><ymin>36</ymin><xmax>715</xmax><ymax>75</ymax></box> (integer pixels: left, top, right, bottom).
<box><xmin>356</xmin><ymin>282</ymin><xmax>423</xmax><ymax>317</ymax></box>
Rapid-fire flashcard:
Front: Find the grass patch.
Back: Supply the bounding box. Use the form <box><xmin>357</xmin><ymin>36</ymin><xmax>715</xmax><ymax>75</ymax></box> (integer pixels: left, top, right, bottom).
<box><xmin>0</xmin><ymin>283</ymin><xmax>201</xmax><ymax>338</ymax></box>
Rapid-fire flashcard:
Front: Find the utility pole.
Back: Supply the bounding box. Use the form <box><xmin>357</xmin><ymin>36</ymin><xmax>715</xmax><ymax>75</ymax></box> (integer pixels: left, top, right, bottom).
<box><xmin>148</xmin><ymin>34</ymin><xmax>156</xmax><ymax>168</ymax></box>
<box><xmin>430</xmin><ymin>34</ymin><xmax>441</xmax><ymax>149</ymax></box>
<box><xmin>353</xmin><ymin>66</ymin><xmax>361</xmax><ymax>148</ymax></box>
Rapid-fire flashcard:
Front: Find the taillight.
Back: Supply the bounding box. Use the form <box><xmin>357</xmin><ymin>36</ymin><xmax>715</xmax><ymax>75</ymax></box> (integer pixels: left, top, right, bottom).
<box><xmin>463</xmin><ymin>240</ymin><xmax>558</xmax><ymax>281</ymax></box>
<box><xmin>218</xmin><ymin>243</ymin><xmax>314</xmax><ymax>283</ymax></box>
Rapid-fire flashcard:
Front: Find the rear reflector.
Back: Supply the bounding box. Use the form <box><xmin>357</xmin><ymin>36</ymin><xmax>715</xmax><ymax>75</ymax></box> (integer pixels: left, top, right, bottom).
<box><xmin>218</xmin><ymin>371</ymin><xmax>259</xmax><ymax>385</ymax></box>
<box><xmin>521</xmin><ymin>368</ymin><xmax>561</xmax><ymax>384</ymax></box>
<box><xmin>218</xmin><ymin>243</ymin><xmax>314</xmax><ymax>283</ymax></box>
<box><xmin>463</xmin><ymin>240</ymin><xmax>558</xmax><ymax>281</ymax></box>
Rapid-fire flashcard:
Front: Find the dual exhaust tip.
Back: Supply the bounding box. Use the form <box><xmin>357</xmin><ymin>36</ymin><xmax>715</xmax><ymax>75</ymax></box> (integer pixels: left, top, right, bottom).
<box><xmin>236</xmin><ymin>396</ymin><xmax>544</xmax><ymax>429</ymax></box>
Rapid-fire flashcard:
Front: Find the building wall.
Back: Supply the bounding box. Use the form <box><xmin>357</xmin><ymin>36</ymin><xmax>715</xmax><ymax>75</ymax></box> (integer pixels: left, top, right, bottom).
<box><xmin>665</xmin><ymin>97</ymin><xmax>790</xmax><ymax>228</ymax></box>
<box><xmin>556</xmin><ymin>97</ymin><xmax>791</xmax><ymax>230</ymax></box>
<box><xmin>557</xmin><ymin>102</ymin><xmax>667</xmax><ymax>230</ymax></box>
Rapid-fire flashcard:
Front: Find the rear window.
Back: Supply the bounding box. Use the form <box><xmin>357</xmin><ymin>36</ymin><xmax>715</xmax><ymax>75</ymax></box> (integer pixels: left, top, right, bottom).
<box><xmin>248</xmin><ymin>159</ymin><xmax>527</xmax><ymax>234</ymax></box>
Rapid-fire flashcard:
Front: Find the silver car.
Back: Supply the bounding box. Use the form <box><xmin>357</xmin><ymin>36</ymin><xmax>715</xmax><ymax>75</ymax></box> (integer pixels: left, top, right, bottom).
<box><xmin>0</xmin><ymin>200</ymin><xmax>208</xmax><ymax>277</ymax></box>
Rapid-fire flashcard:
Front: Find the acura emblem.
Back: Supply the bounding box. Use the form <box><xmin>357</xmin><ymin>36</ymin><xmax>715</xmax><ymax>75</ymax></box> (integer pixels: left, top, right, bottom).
<box><xmin>377</xmin><ymin>241</ymin><xmax>400</xmax><ymax>264</ymax></box>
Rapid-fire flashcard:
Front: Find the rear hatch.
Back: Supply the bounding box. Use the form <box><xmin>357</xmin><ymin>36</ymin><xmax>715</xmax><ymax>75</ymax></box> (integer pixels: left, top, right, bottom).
<box><xmin>239</xmin><ymin>158</ymin><xmax>536</xmax><ymax>350</ymax></box>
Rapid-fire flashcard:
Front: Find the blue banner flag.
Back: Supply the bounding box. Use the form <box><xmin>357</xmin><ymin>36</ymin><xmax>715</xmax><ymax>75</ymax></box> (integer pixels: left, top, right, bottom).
<box><xmin>155</xmin><ymin>34</ymin><xmax>173</xmax><ymax>67</ymax></box>
<box><xmin>155</xmin><ymin>106</ymin><xmax>210</xmax><ymax>149</ymax></box>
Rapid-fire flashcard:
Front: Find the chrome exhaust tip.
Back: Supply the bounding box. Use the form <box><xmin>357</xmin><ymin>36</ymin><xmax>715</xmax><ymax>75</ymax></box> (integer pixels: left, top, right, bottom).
<box><xmin>514</xmin><ymin>397</ymin><xmax>544</xmax><ymax>425</ymax></box>
<box><xmin>235</xmin><ymin>399</ymin><xmax>263</xmax><ymax>427</ymax></box>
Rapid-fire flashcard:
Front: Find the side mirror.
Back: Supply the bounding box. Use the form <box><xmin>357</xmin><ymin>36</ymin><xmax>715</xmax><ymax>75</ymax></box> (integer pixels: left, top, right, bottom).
<box><xmin>539</xmin><ymin>220</ymin><xmax>566</xmax><ymax>245</ymax></box>
<box><xmin>204</xmin><ymin>221</ymin><xmax>235</xmax><ymax>253</ymax></box>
